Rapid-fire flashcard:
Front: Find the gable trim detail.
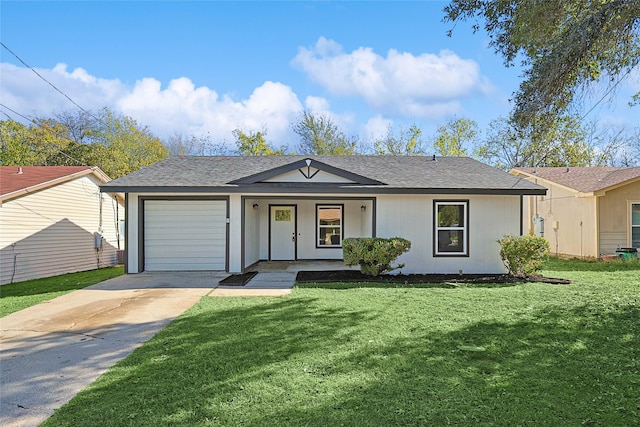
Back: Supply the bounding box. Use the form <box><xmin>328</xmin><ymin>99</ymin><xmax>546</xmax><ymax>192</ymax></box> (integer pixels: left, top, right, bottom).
<box><xmin>228</xmin><ymin>158</ymin><xmax>385</xmax><ymax>186</ymax></box>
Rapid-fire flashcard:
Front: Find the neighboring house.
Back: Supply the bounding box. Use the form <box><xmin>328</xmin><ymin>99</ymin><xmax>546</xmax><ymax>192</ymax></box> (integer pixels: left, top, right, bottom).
<box><xmin>101</xmin><ymin>156</ymin><xmax>544</xmax><ymax>275</ymax></box>
<box><xmin>510</xmin><ymin>167</ymin><xmax>640</xmax><ymax>258</ymax></box>
<box><xmin>0</xmin><ymin>166</ymin><xmax>125</xmax><ymax>285</ymax></box>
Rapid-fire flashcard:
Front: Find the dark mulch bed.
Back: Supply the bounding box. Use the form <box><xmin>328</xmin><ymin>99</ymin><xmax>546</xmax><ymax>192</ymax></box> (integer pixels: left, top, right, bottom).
<box><xmin>218</xmin><ymin>271</ymin><xmax>258</xmax><ymax>286</ymax></box>
<box><xmin>295</xmin><ymin>270</ymin><xmax>571</xmax><ymax>285</ymax></box>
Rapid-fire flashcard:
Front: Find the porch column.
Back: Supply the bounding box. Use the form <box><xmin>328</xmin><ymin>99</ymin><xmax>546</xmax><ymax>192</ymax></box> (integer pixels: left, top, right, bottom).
<box><xmin>228</xmin><ymin>194</ymin><xmax>242</xmax><ymax>272</ymax></box>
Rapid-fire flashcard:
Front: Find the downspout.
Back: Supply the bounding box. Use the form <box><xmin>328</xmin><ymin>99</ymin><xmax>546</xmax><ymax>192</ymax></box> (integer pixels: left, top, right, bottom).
<box><xmin>595</xmin><ymin>196</ymin><xmax>600</xmax><ymax>257</ymax></box>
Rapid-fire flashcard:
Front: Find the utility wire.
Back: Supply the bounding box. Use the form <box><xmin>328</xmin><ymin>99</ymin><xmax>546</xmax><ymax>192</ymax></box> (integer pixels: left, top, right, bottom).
<box><xmin>581</xmin><ymin>68</ymin><xmax>634</xmax><ymax>120</ymax></box>
<box><xmin>1</xmin><ymin>42</ymin><xmax>105</xmax><ymax>126</ymax></box>
<box><xmin>0</xmin><ymin>103</ymin><xmax>87</xmax><ymax>166</ymax></box>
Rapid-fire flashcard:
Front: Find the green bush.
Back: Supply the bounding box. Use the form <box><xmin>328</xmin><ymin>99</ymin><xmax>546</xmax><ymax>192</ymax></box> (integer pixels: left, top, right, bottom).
<box><xmin>498</xmin><ymin>234</ymin><xmax>550</xmax><ymax>277</ymax></box>
<box><xmin>343</xmin><ymin>237</ymin><xmax>411</xmax><ymax>276</ymax></box>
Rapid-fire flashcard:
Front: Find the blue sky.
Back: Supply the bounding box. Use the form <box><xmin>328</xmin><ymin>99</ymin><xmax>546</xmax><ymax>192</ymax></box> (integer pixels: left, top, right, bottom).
<box><xmin>1</xmin><ymin>1</ymin><xmax>638</xmax><ymax>151</ymax></box>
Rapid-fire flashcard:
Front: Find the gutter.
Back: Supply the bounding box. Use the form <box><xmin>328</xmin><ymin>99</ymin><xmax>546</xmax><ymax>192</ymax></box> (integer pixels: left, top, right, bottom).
<box><xmin>1</xmin><ymin>167</ymin><xmax>115</xmax><ymax>206</ymax></box>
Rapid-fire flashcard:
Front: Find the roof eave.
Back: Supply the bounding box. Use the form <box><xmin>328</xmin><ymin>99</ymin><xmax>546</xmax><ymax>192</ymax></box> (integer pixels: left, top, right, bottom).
<box><xmin>99</xmin><ymin>184</ymin><xmax>546</xmax><ymax>196</ymax></box>
<box><xmin>1</xmin><ymin>167</ymin><xmax>112</xmax><ymax>204</ymax></box>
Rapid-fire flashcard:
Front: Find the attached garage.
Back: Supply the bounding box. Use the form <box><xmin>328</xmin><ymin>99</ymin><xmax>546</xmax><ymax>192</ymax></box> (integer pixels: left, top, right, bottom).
<box><xmin>143</xmin><ymin>199</ymin><xmax>227</xmax><ymax>271</ymax></box>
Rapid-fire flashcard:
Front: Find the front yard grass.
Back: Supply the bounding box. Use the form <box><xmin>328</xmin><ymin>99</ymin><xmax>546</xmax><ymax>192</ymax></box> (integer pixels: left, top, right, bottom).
<box><xmin>44</xmin><ymin>258</ymin><xmax>639</xmax><ymax>426</ymax></box>
<box><xmin>0</xmin><ymin>267</ymin><xmax>124</xmax><ymax>317</ymax></box>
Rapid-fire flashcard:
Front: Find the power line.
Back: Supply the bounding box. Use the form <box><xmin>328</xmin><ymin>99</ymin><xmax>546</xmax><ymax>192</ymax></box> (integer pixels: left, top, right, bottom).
<box><xmin>0</xmin><ymin>103</ymin><xmax>87</xmax><ymax>166</ymax></box>
<box><xmin>0</xmin><ymin>42</ymin><xmax>105</xmax><ymax>125</ymax></box>
<box><xmin>581</xmin><ymin>68</ymin><xmax>634</xmax><ymax>120</ymax></box>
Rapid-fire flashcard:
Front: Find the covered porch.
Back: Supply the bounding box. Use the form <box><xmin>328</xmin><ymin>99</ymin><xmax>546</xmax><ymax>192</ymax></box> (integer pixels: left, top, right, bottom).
<box><xmin>240</xmin><ymin>196</ymin><xmax>375</xmax><ymax>272</ymax></box>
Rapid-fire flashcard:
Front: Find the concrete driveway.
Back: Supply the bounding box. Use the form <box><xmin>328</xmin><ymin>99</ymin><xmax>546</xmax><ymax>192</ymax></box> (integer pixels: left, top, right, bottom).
<box><xmin>0</xmin><ymin>271</ymin><xmax>227</xmax><ymax>427</ymax></box>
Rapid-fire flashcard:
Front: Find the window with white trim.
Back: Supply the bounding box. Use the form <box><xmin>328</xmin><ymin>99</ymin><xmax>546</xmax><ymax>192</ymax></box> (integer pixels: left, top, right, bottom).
<box><xmin>434</xmin><ymin>201</ymin><xmax>468</xmax><ymax>256</ymax></box>
<box><xmin>632</xmin><ymin>203</ymin><xmax>640</xmax><ymax>249</ymax></box>
<box><xmin>317</xmin><ymin>205</ymin><xmax>342</xmax><ymax>247</ymax></box>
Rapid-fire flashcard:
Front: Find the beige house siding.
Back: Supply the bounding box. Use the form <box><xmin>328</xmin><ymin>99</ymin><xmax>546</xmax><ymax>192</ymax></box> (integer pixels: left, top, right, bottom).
<box><xmin>522</xmin><ymin>182</ymin><xmax>597</xmax><ymax>258</ymax></box>
<box><xmin>0</xmin><ymin>175</ymin><xmax>124</xmax><ymax>284</ymax></box>
<box><xmin>598</xmin><ymin>180</ymin><xmax>640</xmax><ymax>255</ymax></box>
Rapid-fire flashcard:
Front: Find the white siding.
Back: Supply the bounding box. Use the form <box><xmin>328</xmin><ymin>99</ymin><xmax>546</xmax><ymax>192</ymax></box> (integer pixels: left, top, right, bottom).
<box><xmin>0</xmin><ymin>176</ymin><xmax>124</xmax><ymax>285</ymax></box>
<box><xmin>376</xmin><ymin>194</ymin><xmax>520</xmax><ymax>274</ymax></box>
<box><xmin>244</xmin><ymin>199</ymin><xmax>261</xmax><ymax>268</ymax></box>
<box><xmin>263</xmin><ymin>168</ymin><xmax>355</xmax><ymax>183</ymax></box>
<box><xmin>144</xmin><ymin>200</ymin><xmax>226</xmax><ymax>271</ymax></box>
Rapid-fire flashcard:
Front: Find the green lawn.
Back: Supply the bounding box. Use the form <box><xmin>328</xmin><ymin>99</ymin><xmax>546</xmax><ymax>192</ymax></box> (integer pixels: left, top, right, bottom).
<box><xmin>44</xmin><ymin>258</ymin><xmax>639</xmax><ymax>426</ymax></box>
<box><xmin>0</xmin><ymin>267</ymin><xmax>124</xmax><ymax>317</ymax></box>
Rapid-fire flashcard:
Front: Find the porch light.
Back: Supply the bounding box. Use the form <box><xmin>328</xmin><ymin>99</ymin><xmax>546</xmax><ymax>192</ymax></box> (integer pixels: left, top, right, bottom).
<box><xmin>361</xmin><ymin>205</ymin><xmax>366</xmax><ymax>212</ymax></box>
<box><xmin>253</xmin><ymin>203</ymin><xmax>259</xmax><ymax>210</ymax></box>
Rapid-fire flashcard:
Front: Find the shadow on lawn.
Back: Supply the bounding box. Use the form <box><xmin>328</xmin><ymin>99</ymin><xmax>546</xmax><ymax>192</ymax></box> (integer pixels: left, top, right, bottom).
<box><xmin>0</xmin><ymin>267</ymin><xmax>123</xmax><ymax>298</ymax></box>
<box><xmin>45</xmin><ymin>297</ymin><xmax>640</xmax><ymax>426</ymax></box>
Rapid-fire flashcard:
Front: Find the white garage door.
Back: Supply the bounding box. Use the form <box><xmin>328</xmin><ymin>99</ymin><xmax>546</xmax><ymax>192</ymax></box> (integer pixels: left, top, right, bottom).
<box><xmin>144</xmin><ymin>200</ymin><xmax>227</xmax><ymax>271</ymax></box>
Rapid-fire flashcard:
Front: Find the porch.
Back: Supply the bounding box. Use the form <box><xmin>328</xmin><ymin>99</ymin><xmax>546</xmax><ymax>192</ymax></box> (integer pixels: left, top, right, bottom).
<box><xmin>241</xmin><ymin>197</ymin><xmax>375</xmax><ymax>271</ymax></box>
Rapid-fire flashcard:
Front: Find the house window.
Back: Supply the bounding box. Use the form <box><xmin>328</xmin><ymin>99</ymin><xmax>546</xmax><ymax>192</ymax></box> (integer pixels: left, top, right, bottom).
<box><xmin>632</xmin><ymin>203</ymin><xmax>640</xmax><ymax>248</ymax></box>
<box><xmin>317</xmin><ymin>205</ymin><xmax>343</xmax><ymax>247</ymax></box>
<box><xmin>434</xmin><ymin>200</ymin><xmax>468</xmax><ymax>256</ymax></box>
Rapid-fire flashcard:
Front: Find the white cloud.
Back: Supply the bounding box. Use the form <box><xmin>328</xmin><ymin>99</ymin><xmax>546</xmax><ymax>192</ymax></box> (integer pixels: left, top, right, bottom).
<box><xmin>304</xmin><ymin>96</ymin><xmax>331</xmax><ymax>113</ymax></box>
<box><xmin>292</xmin><ymin>37</ymin><xmax>491</xmax><ymax>118</ymax></box>
<box><xmin>0</xmin><ymin>62</ymin><xmax>127</xmax><ymax>118</ymax></box>
<box><xmin>118</xmin><ymin>77</ymin><xmax>303</xmax><ymax>144</ymax></box>
<box><xmin>362</xmin><ymin>115</ymin><xmax>393</xmax><ymax>142</ymax></box>
<box><xmin>0</xmin><ymin>62</ymin><xmax>304</xmax><ymax>146</ymax></box>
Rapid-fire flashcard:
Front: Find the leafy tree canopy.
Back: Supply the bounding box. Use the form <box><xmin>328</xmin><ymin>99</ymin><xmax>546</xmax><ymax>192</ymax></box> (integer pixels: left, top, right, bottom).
<box><xmin>433</xmin><ymin>117</ymin><xmax>479</xmax><ymax>156</ymax></box>
<box><xmin>233</xmin><ymin>128</ymin><xmax>286</xmax><ymax>156</ymax></box>
<box><xmin>474</xmin><ymin>115</ymin><xmax>606</xmax><ymax>170</ymax></box>
<box><xmin>444</xmin><ymin>0</ymin><xmax>640</xmax><ymax>128</ymax></box>
<box><xmin>292</xmin><ymin>111</ymin><xmax>358</xmax><ymax>155</ymax></box>
<box><xmin>373</xmin><ymin>124</ymin><xmax>427</xmax><ymax>156</ymax></box>
<box><xmin>0</xmin><ymin>108</ymin><xmax>168</xmax><ymax>178</ymax></box>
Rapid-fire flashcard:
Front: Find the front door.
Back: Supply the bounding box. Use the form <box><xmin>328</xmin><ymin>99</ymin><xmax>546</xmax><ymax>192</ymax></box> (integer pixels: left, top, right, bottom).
<box><xmin>270</xmin><ymin>205</ymin><xmax>296</xmax><ymax>260</ymax></box>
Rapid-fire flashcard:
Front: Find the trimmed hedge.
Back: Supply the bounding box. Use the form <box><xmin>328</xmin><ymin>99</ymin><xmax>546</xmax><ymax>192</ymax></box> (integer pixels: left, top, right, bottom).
<box><xmin>498</xmin><ymin>234</ymin><xmax>550</xmax><ymax>277</ymax></box>
<box><xmin>343</xmin><ymin>237</ymin><xmax>411</xmax><ymax>276</ymax></box>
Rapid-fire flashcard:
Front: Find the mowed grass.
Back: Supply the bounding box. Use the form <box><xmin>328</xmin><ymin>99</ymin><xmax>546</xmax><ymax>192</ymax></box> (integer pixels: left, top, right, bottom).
<box><xmin>0</xmin><ymin>266</ymin><xmax>124</xmax><ymax>317</ymax></box>
<box><xmin>44</xmin><ymin>259</ymin><xmax>639</xmax><ymax>426</ymax></box>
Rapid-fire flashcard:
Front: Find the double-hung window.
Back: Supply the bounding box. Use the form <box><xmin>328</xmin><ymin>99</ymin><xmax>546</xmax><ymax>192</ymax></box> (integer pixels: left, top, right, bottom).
<box><xmin>632</xmin><ymin>203</ymin><xmax>640</xmax><ymax>249</ymax></box>
<box><xmin>317</xmin><ymin>205</ymin><xmax>343</xmax><ymax>247</ymax></box>
<box><xmin>434</xmin><ymin>200</ymin><xmax>468</xmax><ymax>256</ymax></box>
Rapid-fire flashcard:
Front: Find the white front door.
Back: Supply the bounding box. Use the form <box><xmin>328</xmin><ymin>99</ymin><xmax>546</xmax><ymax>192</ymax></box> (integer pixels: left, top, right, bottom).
<box><xmin>270</xmin><ymin>205</ymin><xmax>296</xmax><ymax>261</ymax></box>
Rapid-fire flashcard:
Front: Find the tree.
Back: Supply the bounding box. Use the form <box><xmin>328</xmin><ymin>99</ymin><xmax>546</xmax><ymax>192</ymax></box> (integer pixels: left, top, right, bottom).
<box><xmin>475</xmin><ymin>115</ymin><xmax>600</xmax><ymax>169</ymax></box>
<box><xmin>433</xmin><ymin>117</ymin><xmax>479</xmax><ymax>156</ymax></box>
<box><xmin>373</xmin><ymin>124</ymin><xmax>427</xmax><ymax>156</ymax></box>
<box><xmin>90</xmin><ymin>108</ymin><xmax>169</xmax><ymax>177</ymax></box>
<box><xmin>166</xmin><ymin>132</ymin><xmax>233</xmax><ymax>156</ymax></box>
<box><xmin>232</xmin><ymin>128</ymin><xmax>286</xmax><ymax>156</ymax></box>
<box><xmin>0</xmin><ymin>120</ymin><xmax>38</xmax><ymax>165</ymax></box>
<box><xmin>444</xmin><ymin>1</ymin><xmax>640</xmax><ymax>129</ymax></box>
<box><xmin>1</xmin><ymin>109</ymin><xmax>169</xmax><ymax>177</ymax></box>
<box><xmin>583</xmin><ymin>122</ymin><xmax>640</xmax><ymax>167</ymax></box>
<box><xmin>292</xmin><ymin>111</ymin><xmax>358</xmax><ymax>155</ymax></box>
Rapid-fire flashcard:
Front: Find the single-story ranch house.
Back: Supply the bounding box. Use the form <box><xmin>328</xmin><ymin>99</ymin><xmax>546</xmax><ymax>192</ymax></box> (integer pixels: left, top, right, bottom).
<box><xmin>100</xmin><ymin>156</ymin><xmax>546</xmax><ymax>275</ymax></box>
<box><xmin>0</xmin><ymin>166</ymin><xmax>124</xmax><ymax>285</ymax></box>
<box><xmin>510</xmin><ymin>166</ymin><xmax>640</xmax><ymax>258</ymax></box>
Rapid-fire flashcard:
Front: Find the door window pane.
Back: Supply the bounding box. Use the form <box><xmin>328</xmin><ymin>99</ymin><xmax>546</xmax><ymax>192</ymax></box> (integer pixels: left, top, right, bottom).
<box><xmin>275</xmin><ymin>210</ymin><xmax>291</xmax><ymax>221</ymax></box>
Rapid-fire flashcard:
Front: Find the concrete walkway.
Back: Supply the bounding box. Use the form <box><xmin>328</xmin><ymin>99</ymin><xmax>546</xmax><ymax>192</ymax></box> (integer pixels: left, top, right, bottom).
<box><xmin>212</xmin><ymin>271</ymin><xmax>297</xmax><ymax>296</ymax></box>
<box><xmin>0</xmin><ymin>272</ymin><xmax>225</xmax><ymax>427</ymax></box>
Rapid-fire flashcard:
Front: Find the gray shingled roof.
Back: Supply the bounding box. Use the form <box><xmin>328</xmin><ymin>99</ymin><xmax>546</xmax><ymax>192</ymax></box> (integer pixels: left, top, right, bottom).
<box><xmin>101</xmin><ymin>156</ymin><xmax>546</xmax><ymax>195</ymax></box>
<box><xmin>513</xmin><ymin>167</ymin><xmax>640</xmax><ymax>193</ymax></box>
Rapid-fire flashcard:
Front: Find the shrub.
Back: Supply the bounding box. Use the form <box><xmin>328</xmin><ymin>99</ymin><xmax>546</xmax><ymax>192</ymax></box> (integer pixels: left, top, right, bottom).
<box><xmin>498</xmin><ymin>234</ymin><xmax>550</xmax><ymax>277</ymax></box>
<box><xmin>343</xmin><ymin>237</ymin><xmax>411</xmax><ymax>276</ymax></box>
